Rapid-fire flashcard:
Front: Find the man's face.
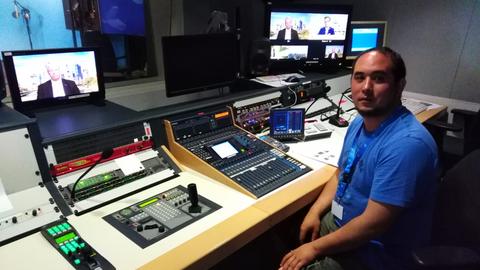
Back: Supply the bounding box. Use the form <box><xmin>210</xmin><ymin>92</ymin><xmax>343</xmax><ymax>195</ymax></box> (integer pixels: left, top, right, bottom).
<box><xmin>324</xmin><ymin>17</ymin><xmax>331</xmax><ymax>27</ymax></box>
<box><xmin>47</xmin><ymin>66</ymin><xmax>61</xmax><ymax>81</ymax></box>
<box><xmin>351</xmin><ymin>51</ymin><xmax>404</xmax><ymax>117</ymax></box>
<box><xmin>285</xmin><ymin>18</ymin><xmax>293</xmax><ymax>29</ymax></box>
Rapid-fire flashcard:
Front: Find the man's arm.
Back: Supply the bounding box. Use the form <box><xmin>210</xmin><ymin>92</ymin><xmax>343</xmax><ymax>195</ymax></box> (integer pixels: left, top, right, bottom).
<box><xmin>281</xmin><ymin>199</ymin><xmax>402</xmax><ymax>270</ymax></box>
<box><xmin>299</xmin><ymin>169</ymin><xmax>339</xmax><ymax>243</ymax></box>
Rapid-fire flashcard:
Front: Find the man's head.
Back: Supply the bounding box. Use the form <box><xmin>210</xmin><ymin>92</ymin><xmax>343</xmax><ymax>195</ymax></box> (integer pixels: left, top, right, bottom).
<box><xmin>45</xmin><ymin>63</ymin><xmax>62</xmax><ymax>81</ymax></box>
<box><xmin>324</xmin><ymin>16</ymin><xmax>331</xmax><ymax>27</ymax></box>
<box><xmin>285</xmin><ymin>17</ymin><xmax>293</xmax><ymax>30</ymax></box>
<box><xmin>351</xmin><ymin>47</ymin><xmax>406</xmax><ymax>117</ymax></box>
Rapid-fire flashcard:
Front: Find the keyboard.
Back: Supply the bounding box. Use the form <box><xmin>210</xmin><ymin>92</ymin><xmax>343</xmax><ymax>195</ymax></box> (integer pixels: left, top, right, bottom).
<box><xmin>402</xmin><ymin>98</ymin><xmax>430</xmax><ymax>115</ymax></box>
<box><xmin>256</xmin><ymin>73</ymin><xmax>306</xmax><ymax>82</ymax></box>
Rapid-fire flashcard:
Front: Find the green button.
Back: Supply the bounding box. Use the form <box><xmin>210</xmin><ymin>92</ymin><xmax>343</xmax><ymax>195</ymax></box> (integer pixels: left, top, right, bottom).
<box><xmin>74</xmin><ymin>259</ymin><xmax>81</xmax><ymax>265</ymax></box>
<box><xmin>47</xmin><ymin>228</ymin><xmax>55</xmax><ymax>235</ymax></box>
<box><xmin>79</xmin><ymin>243</ymin><xmax>86</xmax><ymax>248</ymax></box>
<box><xmin>72</xmin><ymin>241</ymin><xmax>80</xmax><ymax>248</ymax></box>
<box><xmin>63</xmin><ymin>223</ymin><xmax>71</xmax><ymax>230</ymax></box>
<box><xmin>53</xmin><ymin>227</ymin><xmax>61</xmax><ymax>233</ymax></box>
<box><xmin>58</xmin><ymin>224</ymin><xmax>66</xmax><ymax>231</ymax></box>
<box><xmin>60</xmin><ymin>245</ymin><xmax>69</xmax><ymax>255</ymax></box>
<box><xmin>66</xmin><ymin>243</ymin><xmax>76</xmax><ymax>252</ymax></box>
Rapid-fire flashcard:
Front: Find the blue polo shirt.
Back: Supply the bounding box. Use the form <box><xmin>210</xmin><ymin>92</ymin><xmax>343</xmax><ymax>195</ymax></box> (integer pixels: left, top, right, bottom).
<box><xmin>336</xmin><ymin>106</ymin><xmax>439</xmax><ymax>269</ymax></box>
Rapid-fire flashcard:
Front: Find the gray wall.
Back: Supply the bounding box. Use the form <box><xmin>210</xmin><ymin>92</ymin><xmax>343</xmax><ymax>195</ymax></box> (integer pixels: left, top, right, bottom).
<box><xmin>178</xmin><ymin>0</ymin><xmax>480</xmax><ymax>103</ymax></box>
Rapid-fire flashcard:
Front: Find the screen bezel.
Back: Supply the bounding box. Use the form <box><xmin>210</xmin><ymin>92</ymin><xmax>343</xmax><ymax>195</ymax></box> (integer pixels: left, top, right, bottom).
<box><xmin>265</xmin><ymin>3</ymin><xmax>352</xmax><ymax>71</ymax></box>
<box><xmin>0</xmin><ymin>61</ymin><xmax>6</xmax><ymax>101</ymax></box>
<box><xmin>345</xmin><ymin>21</ymin><xmax>388</xmax><ymax>60</ymax></box>
<box><xmin>162</xmin><ymin>33</ymin><xmax>239</xmax><ymax>98</ymax></box>
<box><xmin>269</xmin><ymin>108</ymin><xmax>305</xmax><ymax>138</ymax></box>
<box><xmin>2</xmin><ymin>47</ymin><xmax>105</xmax><ymax>113</ymax></box>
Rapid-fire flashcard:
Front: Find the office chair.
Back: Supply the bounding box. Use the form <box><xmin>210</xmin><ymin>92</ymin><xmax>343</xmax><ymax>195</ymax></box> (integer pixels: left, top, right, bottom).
<box><xmin>425</xmin><ymin>108</ymin><xmax>480</xmax><ymax>172</ymax></box>
<box><xmin>412</xmin><ymin>149</ymin><xmax>480</xmax><ymax>270</ymax></box>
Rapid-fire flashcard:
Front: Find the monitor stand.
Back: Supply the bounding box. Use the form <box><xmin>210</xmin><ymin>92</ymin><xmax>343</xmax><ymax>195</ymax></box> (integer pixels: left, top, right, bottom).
<box><xmin>34</xmin><ymin>101</ymin><xmax>140</xmax><ymax>142</ymax></box>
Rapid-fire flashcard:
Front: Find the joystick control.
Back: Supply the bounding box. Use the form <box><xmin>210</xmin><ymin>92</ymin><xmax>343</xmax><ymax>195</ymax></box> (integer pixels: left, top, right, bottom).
<box><xmin>187</xmin><ymin>183</ymin><xmax>202</xmax><ymax>213</ymax></box>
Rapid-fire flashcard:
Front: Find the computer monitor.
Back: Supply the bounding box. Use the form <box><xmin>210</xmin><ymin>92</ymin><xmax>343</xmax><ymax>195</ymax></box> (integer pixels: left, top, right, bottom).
<box><xmin>270</xmin><ymin>108</ymin><xmax>305</xmax><ymax>141</ymax></box>
<box><xmin>2</xmin><ymin>47</ymin><xmax>105</xmax><ymax>114</ymax></box>
<box><xmin>162</xmin><ymin>33</ymin><xmax>239</xmax><ymax>97</ymax></box>
<box><xmin>265</xmin><ymin>3</ymin><xmax>352</xmax><ymax>72</ymax></box>
<box><xmin>345</xmin><ymin>21</ymin><xmax>387</xmax><ymax>60</ymax></box>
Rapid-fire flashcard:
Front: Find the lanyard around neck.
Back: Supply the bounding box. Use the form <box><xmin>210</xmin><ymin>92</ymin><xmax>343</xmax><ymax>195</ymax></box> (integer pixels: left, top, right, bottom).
<box><xmin>335</xmin><ymin>106</ymin><xmax>406</xmax><ymax>201</ymax></box>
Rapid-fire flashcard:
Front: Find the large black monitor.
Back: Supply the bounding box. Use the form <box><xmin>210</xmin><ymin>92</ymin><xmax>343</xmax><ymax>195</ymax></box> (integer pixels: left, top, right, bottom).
<box><xmin>162</xmin><ymin>33</ymin><xmax>239</xmax><ymax>97</ymax></box>
<box><xmin>2</xmin><ymin>47</ymin><xmax>105</xmax><ymax>114</ymax></box>
<box><xmin>265</xmin><ymin>3</ymin><xmax>352</xmax><ymax>72</ymax></box>
<box><xmin>345</xmin><ymin>21</ymin><xmax>387</xmax><ymax>60</ymax></box>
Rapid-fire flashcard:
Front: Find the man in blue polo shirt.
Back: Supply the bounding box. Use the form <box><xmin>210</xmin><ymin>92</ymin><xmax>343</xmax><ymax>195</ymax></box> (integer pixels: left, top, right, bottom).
<box><xmin>279</xmin><ymin>47</ymin><xmax>438</xmax><ymax>270</ymax></box>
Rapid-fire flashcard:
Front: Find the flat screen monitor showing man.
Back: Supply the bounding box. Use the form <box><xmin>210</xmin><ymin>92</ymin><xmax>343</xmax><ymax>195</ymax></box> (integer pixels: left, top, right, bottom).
<box><xmin>345</xmin><ymin>21</ymin><xmax>387</xmax><ymax>60</ymax></box>
<box><xmin>265</xmin><ymin>3</ymin><xmax>352</xmax><ymax>71</ymax></box>
<box><xmin>162</xmin><ymin>33</ymin><xmax>239</xmax><ymax>97</ymax></box>
<box><xmin>2</xmin><ymin>47</ymin><xmax>105</xmax><ymax>114</ymax></box>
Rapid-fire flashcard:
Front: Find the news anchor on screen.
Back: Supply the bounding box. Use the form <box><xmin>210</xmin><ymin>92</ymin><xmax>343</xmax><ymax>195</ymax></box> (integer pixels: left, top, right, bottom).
<box><xmin>318</xmin><ymin>16</ymin><xmax>335</xmax><ymax>35</ymax></box>
<box><xmin>37</xmin><ymin>63</ymin><xmax>80</xmax><ymax>99</ymax></box>
<box><xmin>277</xmin><ymin>17</ymin><xmax>299</xmax><ymax>40</ymax></box>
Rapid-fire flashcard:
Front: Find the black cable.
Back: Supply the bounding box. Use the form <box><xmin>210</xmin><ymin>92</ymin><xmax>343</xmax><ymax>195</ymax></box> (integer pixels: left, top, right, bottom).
<box><xmin>70</xmin><ymin>148</ymin><xmax>114</xmax><ymax>202</ymax></box>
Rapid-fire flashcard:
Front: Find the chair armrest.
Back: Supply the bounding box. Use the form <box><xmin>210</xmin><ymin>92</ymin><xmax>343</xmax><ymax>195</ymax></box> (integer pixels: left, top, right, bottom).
<box><xmin>451</xmin><ymin>109</ymin><xmax>478</xmax><ymax>117</ymax></box>
<box><xmin>425</xmin><ymin>119</ymin><xmax>463</xmax><ymax>132</ymax></box>
<box><xmin>412</xmin><ymin>246</ymin><xmax>480</xmax><ymax>268</ymax></box>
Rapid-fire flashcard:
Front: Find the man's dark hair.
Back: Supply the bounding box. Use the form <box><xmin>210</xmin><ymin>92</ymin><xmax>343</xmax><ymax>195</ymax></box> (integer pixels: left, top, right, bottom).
<box><xmin>353</xmin><ymin>47</ymin><xmax>406</xmax><ymax>82</ymax></box>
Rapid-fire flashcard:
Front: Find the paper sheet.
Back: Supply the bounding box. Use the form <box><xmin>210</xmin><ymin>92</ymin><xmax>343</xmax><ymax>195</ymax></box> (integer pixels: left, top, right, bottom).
<box><xmin>115</xmin><ymin>154</ymin><xmax>145</xmax><ymax>176</ymax></box>
<box><xmin>0</xmin><ymin>177</ymin><xmax>14</xmax><ymax>214</ymax></box>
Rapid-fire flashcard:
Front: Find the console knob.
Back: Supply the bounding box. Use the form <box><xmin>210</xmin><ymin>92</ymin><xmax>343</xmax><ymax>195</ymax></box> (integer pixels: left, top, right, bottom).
<box><xmin>32</xmin><ymin>209</ymin><xmax>38</xmax><ymax>216</ymax></box>
<box><xmin>187</xmin><ymin>183</ymin><xmax>201</xmax><ymax>213</ymax></box>
<box><xmin>12</xmin><ymin>217</ymin><xmax>17</xmax><ymax>223</ymax></box>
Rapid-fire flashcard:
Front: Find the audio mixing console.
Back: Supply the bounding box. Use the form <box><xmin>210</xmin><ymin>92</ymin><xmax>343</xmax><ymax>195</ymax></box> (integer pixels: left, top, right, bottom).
<box><xmin>165</xmin><ymin>107</ymin><xmax>312</xmax><ymax>198</ymax></box>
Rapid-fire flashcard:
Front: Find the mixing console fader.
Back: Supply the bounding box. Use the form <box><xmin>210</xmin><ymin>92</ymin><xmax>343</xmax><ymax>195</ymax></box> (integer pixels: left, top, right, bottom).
<box><xmin>165</xmin><ymin>107</ymin><xmax>312</xmax><ymax>198</ymax></box>
<box><xmin>104</xmin><ymin>184</ymin><xmax>220</xmax><ymax>248</ymax></box>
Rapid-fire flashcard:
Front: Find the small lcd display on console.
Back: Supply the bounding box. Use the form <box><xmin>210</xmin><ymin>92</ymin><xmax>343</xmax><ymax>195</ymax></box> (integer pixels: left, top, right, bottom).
<box><xmin>211</xmin><ymin>141</ymin><xmax>239</xmax><ymax>159</ymax></box>
<box><xmin>270</xmin><ymin>108</ymin><xmax>305</xmax><ymax>140</ymax></box>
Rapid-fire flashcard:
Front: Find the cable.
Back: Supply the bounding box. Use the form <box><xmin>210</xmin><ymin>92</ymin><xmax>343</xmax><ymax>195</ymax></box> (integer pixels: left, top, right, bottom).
<box><xmin>304</xmin><ymin>97</ymin><xmax>319</xmax><ymax>115</ymax></box>
<box><xmin>286</xmin><ymin>86</ymin><xmax>297</xmax><ymax>107</ymax></box>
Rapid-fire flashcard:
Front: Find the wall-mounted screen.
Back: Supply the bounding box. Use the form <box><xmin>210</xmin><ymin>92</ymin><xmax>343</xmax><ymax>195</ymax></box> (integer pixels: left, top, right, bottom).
<box><xmin>2</xmin><ymin>47</ymin><xmax>105</xmax><ymax>114</ymax></box>
<box><xmin>345</xmin><ymin>21</ymin><xmax>387</xmax><ymax>60</ymax></box>
<box><xmin>98</xmin><ymin>0</ymin><xmax>146</xmax><ymax>36</ymax></box>
<box><xmin>265</xmin><ymin>3</ymin><xmax>352</xmax><ymax>71</ymax></box>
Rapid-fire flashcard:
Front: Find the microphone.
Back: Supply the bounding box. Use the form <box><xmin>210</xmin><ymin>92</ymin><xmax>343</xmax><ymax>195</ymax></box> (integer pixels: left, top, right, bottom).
<box><xmin>70</xmin><ymin>148</ymin><xmax>114</xmax><ymax>202</ymax></box>
<box><xmin>328</xmin><ymin>88</ymin><xmax>351</xmax><ymax>127</ymax></box>
<box><xmin>12</xmin><ymin>1</ymin><xmax>20</xmax><ymax>19</ymax></box>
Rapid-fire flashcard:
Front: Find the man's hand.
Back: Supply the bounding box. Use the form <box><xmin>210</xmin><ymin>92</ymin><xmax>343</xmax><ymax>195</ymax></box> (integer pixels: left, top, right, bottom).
<box><xmin>299</xmin><ymin>209</ymin><xmax>321</xmax><ymax>244</ymax></box>
<box><xmin>279</xmin><ymin>243</ymin><xmax>318</xmax><ymax>270</ymax></box>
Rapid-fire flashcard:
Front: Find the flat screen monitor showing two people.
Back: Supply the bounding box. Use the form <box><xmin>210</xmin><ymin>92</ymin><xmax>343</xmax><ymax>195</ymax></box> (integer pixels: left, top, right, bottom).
<box><xmin>162</xmin><ymin>33</ymin><xmax>239</xmax><ymax>97</ymax></box>
<box><xmin>2</xmin><ymin>47</ymin><xmax>105</xmax><ymax>113</ymax></box>
<box><xmin>346</xmin><ymin>21</ymin><xmax>387</xmax><ymax>60</ymax></box>
<box><xmin>266</xmin><ymin>3</ymin><xmax>352</xmax><ymax>67</ymax></box>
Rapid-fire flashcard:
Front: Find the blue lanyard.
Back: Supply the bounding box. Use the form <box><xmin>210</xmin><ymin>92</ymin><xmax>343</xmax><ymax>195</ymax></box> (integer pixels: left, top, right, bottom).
<box><xmin>335</xmin><ymin>106</ymin><xmax>406</xmax><ymax>201</ymax></box>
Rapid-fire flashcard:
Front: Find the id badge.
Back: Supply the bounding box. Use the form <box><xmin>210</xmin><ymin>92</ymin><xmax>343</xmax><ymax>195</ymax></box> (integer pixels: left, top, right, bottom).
<box><xmin>332</xmin><ymin>200</ymin><xmax>343</xmax><ymax>220</ymax></box>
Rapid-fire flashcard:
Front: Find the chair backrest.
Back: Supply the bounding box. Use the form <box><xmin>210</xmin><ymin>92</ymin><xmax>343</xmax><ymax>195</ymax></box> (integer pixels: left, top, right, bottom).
<box><xmin>464</xmin><ymin>109</ymin><xmax>480</xmax><ymax>155</ymax></box>
<box><xmin>431</xmin><ymin>149</ymin><xmax>480</xmax><ymax>247</ymax></box>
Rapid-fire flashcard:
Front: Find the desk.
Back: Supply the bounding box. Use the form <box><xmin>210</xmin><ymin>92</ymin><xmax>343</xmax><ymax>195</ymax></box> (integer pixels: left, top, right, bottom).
<box><xmin>0</xmin><ymin>104</ymin><xmax>446</xmax><ymax>270</ymax></box>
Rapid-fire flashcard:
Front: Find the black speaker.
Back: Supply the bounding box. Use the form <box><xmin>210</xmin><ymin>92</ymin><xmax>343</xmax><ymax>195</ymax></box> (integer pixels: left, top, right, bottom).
<box><xmin>249</xmin><ymin>38</ymin><xmax>270</xmax><ymax>76</ymax></box>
